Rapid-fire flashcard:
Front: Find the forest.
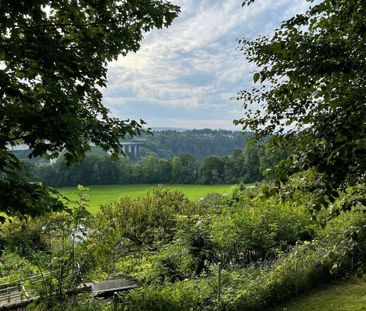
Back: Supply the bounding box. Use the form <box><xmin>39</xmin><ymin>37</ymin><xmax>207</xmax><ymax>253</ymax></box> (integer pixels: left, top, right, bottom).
<box><xmin>14</xmin><ymin>129</ymin><xmax>251</xmax><ymax>162</ymax></box>
<box><xmin>136</xmin><ymin>129</ymin><xmax>251</xmax><ymax>160</ymax></box>
<box><xmin>21</xmin><ymin>131</ymin><xmax>284</xmax><ymax>186</ymax></box>
<box><xmin>1</xmin><ymin>0</ymin><xmax>366</xmax><ymax>310</ymax></box>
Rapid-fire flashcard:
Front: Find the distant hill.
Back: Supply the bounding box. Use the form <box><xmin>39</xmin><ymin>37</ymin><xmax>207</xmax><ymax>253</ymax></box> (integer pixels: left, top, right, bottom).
<box><xmin>13</xmin><ymin>129</ymin><xmax>252</xmax><ymax>162</ymax></box>
<box><xmin>150</xmin><ymin>127</ymin><xmax>188</xmax><ymax>132</ymax></box>
<box><xmin>137</xmin><ymin>129</ymin><xmax>252</xmax><ymax>160</ymax></box>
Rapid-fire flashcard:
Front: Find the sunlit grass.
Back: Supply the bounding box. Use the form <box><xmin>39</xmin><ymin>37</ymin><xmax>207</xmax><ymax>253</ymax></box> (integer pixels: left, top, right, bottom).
<box><xmin>58</xmin><ymin>184</ymin><xmax>237</xmax><ymax>214</ymax></box>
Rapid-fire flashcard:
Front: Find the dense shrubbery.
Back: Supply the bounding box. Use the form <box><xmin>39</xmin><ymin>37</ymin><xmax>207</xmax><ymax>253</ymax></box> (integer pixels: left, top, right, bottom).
<box><xmin>1</xmin><ymin>183</ymin><xmax>366</xmax><ymax>310</ymax></box>
<box><xmin>118</xmin><ymin>277</ymin><xmax>215</xmax><ymax>311</ymax></box>
<box><xmin>0</xmin><ymin>188</ymin><xmax>98</xmax><ymax>310</ymax></box>
<box><xmin>90</xmin><ymin>187</ymin><xmax>206</xmax><ymax>274</ymax></box>
<box><xmin>211</xmin><ymin>199</ymin><xmax>312</xmax><ymax>266</ymax></box>
<box><xmin>112</xmin><ymin>189</ymin><xmax>366</xmax><ymax>311</ymax></box>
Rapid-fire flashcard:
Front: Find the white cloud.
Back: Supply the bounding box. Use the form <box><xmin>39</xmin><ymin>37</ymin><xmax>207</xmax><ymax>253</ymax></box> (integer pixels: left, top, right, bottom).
<box><xmin>104</xmin><ymin>0</ymin><xmax>312</xmax><ymax>129</ymax></box>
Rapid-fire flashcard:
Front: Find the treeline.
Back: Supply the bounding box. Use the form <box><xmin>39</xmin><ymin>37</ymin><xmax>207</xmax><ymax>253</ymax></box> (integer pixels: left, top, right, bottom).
<box><xmin>25</xmin><ymin>142</ymin><xmax>288</xmax><ymax>187</ymax></box>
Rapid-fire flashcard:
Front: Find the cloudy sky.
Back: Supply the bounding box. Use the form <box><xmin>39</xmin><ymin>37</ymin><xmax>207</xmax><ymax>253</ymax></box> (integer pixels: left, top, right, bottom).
<box><xmin>104</xmin><ymin>0</ymin><xmax>311</xmax><ymax>130</ymax></box>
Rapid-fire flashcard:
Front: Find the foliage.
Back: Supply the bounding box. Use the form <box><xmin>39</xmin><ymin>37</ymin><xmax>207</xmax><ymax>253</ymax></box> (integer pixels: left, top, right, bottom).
<box><xmin>117</xmin><ymin>277</ymin><xmax>215</xmax><ymax>311</ymax></box>
<box><xmin>257</xmin><ymin>169</ymin><xmax>330</xmax><ymax>213</ymax></box>
<box><xmin>59</xmin><ymin>184</ymin><xmax>234</xmax><ymax>214</ymax></box>
<box><xmin>99</xmin><ymin>184</ymin><xmax>366</xmax><ymax>311</ymax></box>
<box><xmin>114</xmin><ymin>218</ymin><xmax>366</xmax><ymax>311</ymax></box>
<box><xmin>328</xmin><ymin>183</ymin><xmax>366</xmax><ymax>216</ymax></box>
<box><xmin>29</xmin><ymin>296</ymin><xmax>110</xmax><ymax>311</ymax></box>
<box><xmin>316</xmin><ymin>206</ymin><xmax>366</xmax><ymax>277</ymax></box>
<box><xmin>90</xmin><ymin>187</ymin><xmax>206</xmax><ymax>274</ymax></box>
<box><xmin>221</xmin><ymin>205</ymin><xmax>366</xmax><ymax>311</ymax></box>
<box><xmin>16</xmin><ymin>129</ymin><xmax>292</xmax><ymax>188</ymax></box>
<box><xmin>171</xmin><ymin>153</ymin><xmax>198</xmax><ymax>184</ymax></box>
<box><xmin>0</xmin><ymin>177</ymin><xmax>65</xmax><ymax>222</ymax></box>
<box><xmin>0</xmin><ymin>251</ymin><xmax>34</xmax><ymax>284</ymax></box>
<box><xmin>1</xmin><ymin>186</ymin><xmax>96</xmax><ymax>310</ymax></box>
<box><xmin>24</xmin><ymin>144</ymin><xmax>275</xmax><ymax>187</ymax></box>
<box><xmin>175</xmin><ymin>215</ymin><xmax>217</xmax><ymax>277</ymax></box>
<box><xmin>108</xmin><ymin>187</ymin><xmax>313</xmax><ymax>284</ymax></box>
<box><xmin>115</xmin><ymin>225</ymin><xmax>214</xmax><ymax>284</ymax></box>
<box><xmin>2</xmin><ymin>180</ymin><xmax>366</xmax><ymax>310</ymax></box>
<box><xmin>199</xmin><ymin>156</ymin><xmax>225</xmax><ymax>184</ymax></box>
<box><xmin>240</xmin><ymin>142</ymin><xmax>262</xmax><ymax>183</ymax></box>
<box><xmin>235</xmin><ymin>0</ymin><xmax>366</xmax><ymax>195</ymax></box>
<box><xmin>115</xmin><ymin>244</ymin><xmax>190</xmax><ymax>283</ymax></box>
<box><xmin>257</xmin><ymin>172</ymin><xmax>366</xmax><ymax>216</ymax></box>
<box><xmin>211</xmin><ymin>198</ymin><xmax>313</xmax><ymax>266</ymax></box>
<box><xmin>138</xmin><ymin>129</ymin><xmax>251</xmax><ymax>160</ymax></box>
<box><xmin>0</xmin><ymin>0</ymin><xmax>180</xmax><ymax>217</ymax></box>
<box><xmin>4</xmin><ymin>1</ymin><xmax>366</xmax><ymax>309</ymax></box>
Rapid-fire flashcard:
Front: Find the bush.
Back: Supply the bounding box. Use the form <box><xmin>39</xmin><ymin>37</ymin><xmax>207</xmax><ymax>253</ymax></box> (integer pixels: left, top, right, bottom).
<box><xmin>115</xmin><ymin>215</ymin><xmax>217</xmax><ymax>283</ymax></box>
<box><xmin>211</xmin><ymin>198</ymin><xmax>313</xmax><ymax>266</ymax></box>
<box><xmin>118</xmin><ymin>278</ymin><xmax>215</xmax><ymax>311</ymax></box>
<box><xmin>116</xmin><ymin>202</ymin><xmax>366</xmax><ymax>311</ymax></box>
<box><xmin>1</xmin><ymin>187</ymin><xmax>97</xmax><ymax>311</ymax></box>
<box><xmin>114</xmin><ymin>243</ymin><xmax>191</xmax><ymax>283</ymax></box>
<box><xmin>222</xmin><ymin>206</ymin><xmax>366</xmax><ymax>310</ymax></box>
<box><xmin>91</xmin><ymin>187</ymin><xmax>208</xmax><ymax>274</ymax></box>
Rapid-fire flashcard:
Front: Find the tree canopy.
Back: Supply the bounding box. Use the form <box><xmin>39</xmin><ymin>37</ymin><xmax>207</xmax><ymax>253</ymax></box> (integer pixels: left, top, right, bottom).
<box><xmin>235</xmin><ymin>0</ymin><xmax>366</xmax><ymax>194</ymax></box>
<box><xmin>0</xmin><ymin>0</ymin><xmax>180</xmax><ymax>219</ymax></box>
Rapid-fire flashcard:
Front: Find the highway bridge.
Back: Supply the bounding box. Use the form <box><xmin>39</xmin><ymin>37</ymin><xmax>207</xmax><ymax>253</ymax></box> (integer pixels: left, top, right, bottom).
<box><xmin>120</xmin><ymin>138</ymin><xmax>147</xmax><ymax>157</ymax></box>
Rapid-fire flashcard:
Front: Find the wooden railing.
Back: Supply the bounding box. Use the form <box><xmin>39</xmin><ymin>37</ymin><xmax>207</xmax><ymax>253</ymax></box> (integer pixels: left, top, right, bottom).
<box><xmin>0</xmin><ymin>278</ymin><xmax>136</xmax><ymax>310</ymax></box>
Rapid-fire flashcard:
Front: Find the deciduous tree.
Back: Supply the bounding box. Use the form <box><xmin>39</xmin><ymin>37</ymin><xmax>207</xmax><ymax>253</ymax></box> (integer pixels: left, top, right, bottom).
<box><xmin>0</xmin><ymin>0</ymin><xmax>179</xmax><ymax>218</ymax></box>
<box><xmin>235</xmin><ymin>0</ymin><xmax>366</xmax><ymax>195</ymax></box>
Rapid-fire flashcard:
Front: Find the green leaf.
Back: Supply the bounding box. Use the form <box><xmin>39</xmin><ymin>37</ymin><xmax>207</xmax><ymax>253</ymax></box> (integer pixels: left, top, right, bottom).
<box><xmin>253</xmin><ymin>72</ymin><xmax>260</xmax><ymax>83</ymax></box>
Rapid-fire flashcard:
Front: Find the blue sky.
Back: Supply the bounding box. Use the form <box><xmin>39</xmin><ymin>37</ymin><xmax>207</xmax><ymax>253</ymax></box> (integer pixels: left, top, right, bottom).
<box><xmin>104</xmin><ymin>0</ymin><xmax>311</xmax><ymax>130</ymax></box>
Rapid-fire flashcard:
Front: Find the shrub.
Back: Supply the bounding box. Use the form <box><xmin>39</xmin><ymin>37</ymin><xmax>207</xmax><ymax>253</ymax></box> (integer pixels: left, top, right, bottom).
<box><xmin>115</xmin><ymin>216</ymin><xmax>217</xmax><ymax>283</ymax></box>
<box><xmin>115</xmin><ymin>203</ymin><xmax>366</xmax><ymax>311</ymax></box>
<box><xmin>222</xmin><ymin>206</ymin><xmax>366</xmax><ymax>310</ymax></box>
<box><xmin>91</xmin><ymin>187</ymin><xmax>208</xmax><ymax>274</ymax></box>
<box><xmin>1</xmin><ymin>187</ymin><xmax>97</xmax><ymax>311</ymax></box>
<box><xmin>114</xmin><ymin>243</ymin><xmax>191</xmax><ymax>283</ymax></box>
<box><xmin>117</xmin><ymin>278</ymin><xmax>215</xmax><ymax>311</ymax></box>
<box><xmin>211</xmin><ymin>198</ymin><xmax>312</xmax><ymax>266</ymax></box>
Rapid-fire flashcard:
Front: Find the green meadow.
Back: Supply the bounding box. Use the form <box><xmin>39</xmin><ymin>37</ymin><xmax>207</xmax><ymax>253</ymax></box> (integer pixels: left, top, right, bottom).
<box><xmin>58</xmin><ymin>184</ymin><xmax>236</xmax><ymax>214</ymax></box>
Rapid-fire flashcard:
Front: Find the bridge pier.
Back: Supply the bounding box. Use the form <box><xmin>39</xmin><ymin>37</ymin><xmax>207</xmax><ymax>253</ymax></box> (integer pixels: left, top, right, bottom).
<box><xmin>120</xmin><ymin>140</ymin><xmax>146</xmax><ymax>158</ymax></box>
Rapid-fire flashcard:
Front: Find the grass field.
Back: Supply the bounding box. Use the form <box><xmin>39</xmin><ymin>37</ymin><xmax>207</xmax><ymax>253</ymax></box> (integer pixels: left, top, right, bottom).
<box><xmin>58</xmin><ymin>184</ymin><xmax>236</xmax><ymax>214</ymax></box>
<box><xmin>270</xmin><ymin>278</ymin><xmax>366</xmax><ymax>311</ymax></box>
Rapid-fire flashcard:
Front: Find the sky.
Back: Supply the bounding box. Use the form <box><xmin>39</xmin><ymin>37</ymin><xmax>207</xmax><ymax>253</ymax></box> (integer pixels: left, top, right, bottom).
<box><xmin>104</xmin><ymin>0</ymin><xmax>311</xmax><ymax>130</ymax></box>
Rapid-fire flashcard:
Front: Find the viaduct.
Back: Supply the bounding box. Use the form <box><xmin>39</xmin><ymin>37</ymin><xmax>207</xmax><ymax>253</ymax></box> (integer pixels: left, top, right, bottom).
<box><xmin>120</xmin><ymin>138</ymin><xmax>147</xmax><ymax>157</ymax></box>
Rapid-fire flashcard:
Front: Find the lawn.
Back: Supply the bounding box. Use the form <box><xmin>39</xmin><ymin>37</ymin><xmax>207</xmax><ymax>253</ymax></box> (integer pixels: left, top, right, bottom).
<box><xmin>270</xmin><ymin>278</ymin><xmax>366</xmax><ymax>311</ymax></box>
<box><xmin>58</xmin><ymin>184</ymin><xmax>236</xmax><ymax>214</ymax></box>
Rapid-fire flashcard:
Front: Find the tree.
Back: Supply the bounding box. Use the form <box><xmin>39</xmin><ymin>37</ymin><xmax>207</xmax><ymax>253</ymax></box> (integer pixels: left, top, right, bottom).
<box><xmin>141</xmin><ymin>155</ymin><xmax>162</xmax><ymax>183</ymax></box>
<box><xmin>199</xmin><ymin>156</ymin><xmax>224</xmax><ymax>184</ymax></box>
<box><xmin>224</xmin><ymin>149</ymin><xmax>244</xmax><ymax>184</ymax></box>
<box><xmin>241</xmin><ymin>142</ymin><xmax>263</xmax><ymax>183</ymax></box>
<box><xmin>159</xmin><ymin>158</ymin><xmax>172</xmax><ymax>183</ymax></box>
<box><xmin>171</xmin><ymin>153</ymin><xmax>197</xmax><ymax>184</ymax></box>
<box><xmin>259</xmin><ymin>138</ymin><xmax>293</xmax><ymax>181</ymax></box>
<box><xmin>0</xmin><ymin>0</ymin><xmax>179</xmax><ymax>219</ymax></box>
<box><xmin>235</xmin><ymin>0</ymin><xmax>366</xmax><ymax>194</ymax></box>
